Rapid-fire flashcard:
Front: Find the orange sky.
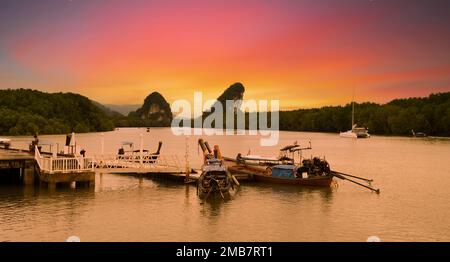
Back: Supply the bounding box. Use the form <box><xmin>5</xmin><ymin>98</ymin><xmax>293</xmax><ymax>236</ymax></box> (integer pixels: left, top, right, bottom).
<box><xmin>1</xmin><ymin>0</ymin><xmax>450</xmax><ymax>109</ymax></box>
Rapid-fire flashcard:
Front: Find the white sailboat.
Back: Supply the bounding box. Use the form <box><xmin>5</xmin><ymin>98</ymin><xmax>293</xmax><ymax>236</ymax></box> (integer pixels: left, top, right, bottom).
<box><xmin>340</xmin><ymin>100</ymin><xmax>370</xmax><ymax>138</ymax></box>
<box><xmin>0</xmin><ymin>138</ymin><xmax>11</xmax><ymax>148</ymax></box>
<box><xmin>0</xmin><ymin>138</ymin><xmax>11</xmax><ymax>144</ymax></box>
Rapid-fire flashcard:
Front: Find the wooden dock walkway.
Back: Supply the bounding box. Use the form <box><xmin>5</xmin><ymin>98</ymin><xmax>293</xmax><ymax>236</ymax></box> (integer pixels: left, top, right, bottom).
<box><xmin>1</xmin><ymin>147</ymin><xmax>253</xmax><ymax>187</ymax></box>
<box><xmin>108</xmin><ymin>169</ymin><xmax>252</xmax><ymax>184</ymax></box>
<box><xmin>0</xmin><ymin>149</ymin><xmax>37</xmax><ymax>185</ymax></box>
<box><xmin>0</xmin><ymin>147</ymin><xmax>95</xmax><ymax>188</ymax></box>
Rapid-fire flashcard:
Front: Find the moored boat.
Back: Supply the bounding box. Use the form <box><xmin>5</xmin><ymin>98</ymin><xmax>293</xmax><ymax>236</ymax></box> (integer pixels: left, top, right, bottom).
<box><xmin>226</xmin><ymin>141</ymin><xmax>379</xmax><ymax>193</ymax></box>
<box><xmin>340</xmin><ymin>98</ymin><xmax>370</xmax><ymax>138</ymax></box>
<box><xmin>225</xmin><ymin>142</ymin><xmax>333</xmax><ymax>187</ymax></box>
<box><xmin>229</xmin><ymin>162</ymin><xmax>333</xmax><ymax>187</ymax></box>
<box><xmin>0</xmin><ymin>138</ymin><xmax>11</xmax><ymax>149</ymax></box>
<box><xmin>198</xmin><ymin>158</ymin><xmax>233</xmax><ymax>199</ymax></box>
<box><xmin>340</xmin><ymin>125</ymin><xmax>370</xmax><ymax>138</ymax></box>
<box><xmin>411</xmin><ymin>129</ymin><xmax>427</xmax><ymax>137</ymax></box>
<box><xmin>197</xmin><ymin>139</ymin><xmax>239</xmax><ymax>199</ymax></box>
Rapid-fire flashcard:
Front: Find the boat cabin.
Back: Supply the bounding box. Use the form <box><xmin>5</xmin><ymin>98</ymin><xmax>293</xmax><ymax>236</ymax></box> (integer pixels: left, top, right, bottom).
<box><xmin>352</xmin><ymin>126</ymin><xmax>370</xmax><ymax>138</ymax></box>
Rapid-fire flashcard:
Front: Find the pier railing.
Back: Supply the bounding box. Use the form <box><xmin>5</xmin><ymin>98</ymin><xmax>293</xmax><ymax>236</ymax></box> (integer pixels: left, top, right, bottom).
<box><xmin>94</xmin><ymin>153</ymin><xmax>186</xmax><ymax>171</ymax></box>
<box><xmin>34</xmin><ymin>148</ymin><xmax>188</xmax><ymax>173</ymax></box>
<box><xmin>34</xmin><ymin>147</ymin><xmax>95</xmax><ymax>173</ymax></box>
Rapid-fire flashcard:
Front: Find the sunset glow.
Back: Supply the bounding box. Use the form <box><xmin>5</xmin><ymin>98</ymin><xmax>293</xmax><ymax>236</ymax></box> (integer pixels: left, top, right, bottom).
<box><xmin>1</xmin><ymin>0</ymin><xmax>449</xmax><ymax>109</ymax></box>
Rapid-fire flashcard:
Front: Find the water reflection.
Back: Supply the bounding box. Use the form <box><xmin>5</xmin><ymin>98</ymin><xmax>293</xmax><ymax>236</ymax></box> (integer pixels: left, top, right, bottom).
<box><xmin>199</xmin><ymin>196</ymin><xmax>226</xmax><ymax>218</ymax></box>
<box><xmin>0</xmin><ymin>184</ymin><xmax>95</xmax><ymax>241</ymax></box>
<box><xmin>0</xmin><ymin>184</ymin><xmax>95</xmax><ymax>202</ymax></box>
<box><xmin>1</xmin><ymin>128</ymin><xmax>450</xmax><ymax>241</ymax></box>
<box><xmin>246</xmin><ymin>182</ymin><xmax>334</xmax><ymax>198</ymax></box>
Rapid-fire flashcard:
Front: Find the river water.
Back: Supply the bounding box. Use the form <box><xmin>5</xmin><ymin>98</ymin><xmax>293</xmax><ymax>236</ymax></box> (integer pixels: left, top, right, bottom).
<box><xmin>1</xmin><ymin>128</ymin><xmax>449</xmax><ymax>241</ymax></box>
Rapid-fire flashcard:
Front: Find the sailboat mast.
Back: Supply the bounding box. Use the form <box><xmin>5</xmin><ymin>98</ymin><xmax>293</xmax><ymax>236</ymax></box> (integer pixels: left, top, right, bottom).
<box><xmin>351</xmin><ymin>87</ymin><xmax>355</xmax><ymax>128</ymax></box>
<box><xmin>352</xmin><ymin>100</ymin><xmax>354</xmax><ymax>128</ymax></box>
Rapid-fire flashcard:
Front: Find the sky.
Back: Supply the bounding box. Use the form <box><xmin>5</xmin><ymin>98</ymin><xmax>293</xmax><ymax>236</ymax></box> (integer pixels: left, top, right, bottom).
<box><xmin>1</xmin><ymin>0</ymin><xmax>450</xmax><ymax>109</ymax></box>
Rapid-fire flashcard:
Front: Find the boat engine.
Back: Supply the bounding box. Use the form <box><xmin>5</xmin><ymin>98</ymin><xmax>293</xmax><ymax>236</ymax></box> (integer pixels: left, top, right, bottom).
<box><xmin>298</xmin><ymin>157</ymin><xmax>331</xmax><ymax>177</ymax></box>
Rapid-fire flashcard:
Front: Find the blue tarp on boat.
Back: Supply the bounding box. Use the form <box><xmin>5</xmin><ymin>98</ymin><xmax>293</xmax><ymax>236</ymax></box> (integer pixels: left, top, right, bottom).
<box><xmin>272</xmin><ymin>165</ymin><xmax>295</xmax><ymax>178</ymax></box>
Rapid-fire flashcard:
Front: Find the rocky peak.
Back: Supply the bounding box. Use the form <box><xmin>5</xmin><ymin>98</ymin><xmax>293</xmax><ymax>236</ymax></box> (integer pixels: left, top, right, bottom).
<box><xmin>131</xmin><ymin>92</ymin><xmax>173</xmax><ymax>126</ymax></box>
<box><xmin>203</xmin><ymin>82</ymin><xmax>245</xmax><ymax>117</ymax></box>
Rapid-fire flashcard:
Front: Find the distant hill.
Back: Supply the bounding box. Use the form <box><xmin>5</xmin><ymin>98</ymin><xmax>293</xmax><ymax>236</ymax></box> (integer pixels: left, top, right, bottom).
<box><xmin>91</xmin><ymin>101</ymin><xmax>124</xmax><ymax>118</ymax></box>
<box><xmin>194</xmin><ymin>84</ymin><xmax>450</xmax><ymax>137</ymax></box>
<box><xmin>1</xmin><ymin>87</ymin><xmax>448</xmax><ymax>137</ymax></box>
<box><xmin>104</xmin><ymin>104</ymin><xmax>140</xmax><ymax>115</ymax></box>
<box><xmin>125</xmin><ymin>92</ymin><xmax>173</xmax><ymax>127</ymax></box>
<box><xmin>0</xmin><ymin>89</ymin><xmax>115</xmax><ymax>135</ymax></box>
<box><xmin>277</xmin><ymin>92</ymin><xmax>450</xmax><ymax>136</ymax></box>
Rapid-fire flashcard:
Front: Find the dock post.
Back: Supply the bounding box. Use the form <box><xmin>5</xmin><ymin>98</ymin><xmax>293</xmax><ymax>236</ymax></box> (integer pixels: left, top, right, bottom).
<box><xmin>22</xmin><ymin>166</ymin><xmax>35</xmax><ymax>185</ymax></box>
<box><xmin>140</xmin><ymin>133</ymin><xmax>143</xmax><ymax>168</ymax></box>
<box><xmin>101</xmin><ymin>133</ymin><xmax>104</xmax><ymax>164</ymax></box>
<box><xmin>48</xmin><ymin>182</ymin><xmax>56</xmax><ymax>191</ymax></box>
<box><xmin>184</xmin><ymin>136</ymin><xmax>190</xmax><ymax>182</ymax></box>
<box><xmin>101</xmin><ymin>133</ymin><xmax>104</xmax><ymax>155</ymax></box>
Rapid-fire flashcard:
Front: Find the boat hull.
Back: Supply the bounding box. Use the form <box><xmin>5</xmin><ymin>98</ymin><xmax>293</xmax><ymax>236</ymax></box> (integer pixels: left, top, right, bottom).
<box><xmin>227</xmin><ymin>163</ymin><xmax>333</xmax><ymax>187</ymax></box>
<box><xmin>252</xmin><ymin>173</ymin><xmax>333</xmax><ymax>187</ymax></box>
<box><xmin>340</xmin><ymin>131</ymin><xmax>357</xmax><ymax>138</ymax></box>
<box><xmin>340</xmin><ymin>131</ymin><xmax>370</xmax><ymax>138</ymax></box>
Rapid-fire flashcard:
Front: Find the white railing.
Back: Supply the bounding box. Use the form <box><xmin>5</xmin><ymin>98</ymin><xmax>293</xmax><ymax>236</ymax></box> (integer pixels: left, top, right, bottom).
<box><xmin>94</xmin><ymin>153</ymin><xmax>187</xmax><ymax>171</ymax></box>
<box><xmin>34</xmin><ymin>147</ymin><xmax>95</xmax><ymax>173</ymax></box>
<box><xmin>36</xmin><ymin>149</ymin><xmax>188</xmax><ymax>173</ymax></box>
<box><xmin>34</xmin><ymin>147</ymin><xmax>44</xmax><ymax>170</ymax></box>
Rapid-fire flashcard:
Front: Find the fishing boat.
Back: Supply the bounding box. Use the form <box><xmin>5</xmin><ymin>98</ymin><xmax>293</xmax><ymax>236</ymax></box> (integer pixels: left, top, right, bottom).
<box><xmin>225</xmin><ymin>142</ymin><xmax>380</xmax><ymax>193</ymax></box>
<box><xmin>411</xmin><ymin>129</ymin><xmax>427</xmax><ymax>138</ymax></box>
<box><xmin>340</xmin><ymin>100</ymin><xmax>370</xmax><ymax>138</ymax></box>
<box><xmin>246</xmin><ymin>161</ymin><xmax>333</xmax><ymax>186</ymax></box>
<box><xmin>225</xmin><ymin>142</ymin><xmax>334</xmax><ymax>187</ymax></box>
<box><xmin>197</xmin><ymin>139</ymin><xmax>239</xmax><ymax>199</ymax></box>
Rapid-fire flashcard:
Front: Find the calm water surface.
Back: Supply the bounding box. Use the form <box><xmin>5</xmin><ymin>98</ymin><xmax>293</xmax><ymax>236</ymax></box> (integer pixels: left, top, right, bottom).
<box><xmin>1</xmin><ymin>128</ymin><xmax>449</xmax><ymax>241</ymax></box>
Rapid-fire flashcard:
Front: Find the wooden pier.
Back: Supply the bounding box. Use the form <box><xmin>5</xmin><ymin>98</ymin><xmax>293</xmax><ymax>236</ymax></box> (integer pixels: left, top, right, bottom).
<box><xmin>1</xmin><ymin>146</ymin><xmax>251</xmax><ymax>188</ymax></box>
<box><xmin>0</xmin><ymin>149</ymin><xmax>37</xmax><ymax>185</ymax></box>
<box><xmin>108</xmin><ymin>169</ymin><xmax>251</xmax><ymax>184</ymax></box>
<box><xmin>0</xmin><ymin>147</ymin><xmax>95</xmax><ymax>188</ymax></box>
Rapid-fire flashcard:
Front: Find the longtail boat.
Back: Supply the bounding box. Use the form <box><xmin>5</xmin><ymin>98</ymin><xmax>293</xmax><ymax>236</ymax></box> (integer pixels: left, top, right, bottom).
<box><xmin>225</xmin><ymin>141</ymin><xmax>380</xmax><ymax>193</ymax></box>
<box><xmin>225</xmin><ymin>156</ymin><xmax>333</xmax><ymax>187</ymax></box>
<box><xmin>225</xmin><ymin>141</ymin><xmax>333</xmax><ymax>187</ymax></box>
<box><xmin>197</xmin><ymin>139</ymin><xmax>239</xmax><ymax>200</ymax></box>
